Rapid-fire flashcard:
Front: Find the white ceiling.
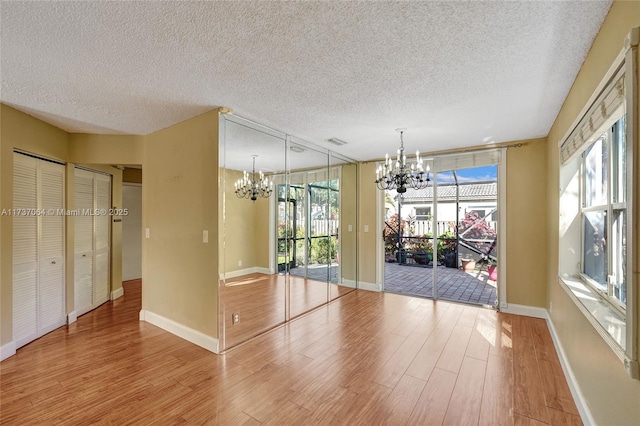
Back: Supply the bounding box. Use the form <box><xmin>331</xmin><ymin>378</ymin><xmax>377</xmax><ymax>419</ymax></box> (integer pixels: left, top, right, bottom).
<box><xmin>1</xmin><ymin>1</ymin><xmax>612</xmax><ymax>163</ymax></box>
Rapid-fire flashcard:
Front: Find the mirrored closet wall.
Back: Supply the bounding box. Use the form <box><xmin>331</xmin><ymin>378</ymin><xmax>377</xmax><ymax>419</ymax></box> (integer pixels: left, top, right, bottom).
<box><xmin>219</xmin><ymin>114</ymin><xmax>358</xmax><ymax>350</ymax></box>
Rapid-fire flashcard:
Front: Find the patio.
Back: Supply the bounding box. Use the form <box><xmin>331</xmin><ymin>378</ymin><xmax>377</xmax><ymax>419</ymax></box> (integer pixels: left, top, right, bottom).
<box><xmin>384</xmin><ymin>262</ymin><xmax>497</xmax><ymax>307</ymax></box>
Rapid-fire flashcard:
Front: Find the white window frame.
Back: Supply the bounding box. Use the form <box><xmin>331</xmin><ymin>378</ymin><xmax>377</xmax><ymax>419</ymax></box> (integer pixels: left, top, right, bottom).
<box><xmin>557</xmin><ymin>28</ymin><xmax>638</xmax><ymax>379</ymax></box>
<box><xmin>579</xmin><ymin>120</ymin><xmax>627</xmax><ymax>316</ymax></box>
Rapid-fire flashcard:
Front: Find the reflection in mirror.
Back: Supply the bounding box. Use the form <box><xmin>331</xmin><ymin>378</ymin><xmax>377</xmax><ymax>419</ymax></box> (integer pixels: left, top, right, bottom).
<box><xmin>219</xmin><ymin>116</ymin><xmax>286</xmax><ymax>349</ymax></box>
<box><xmin>287</xmin><ymin>139</ymin><xmax>329</xmax><ymax>318</ymax></box>
<box><xmin>330</xmin><ymin>153</ymin><xmax>358</xmax><ymax>300</ymax></box>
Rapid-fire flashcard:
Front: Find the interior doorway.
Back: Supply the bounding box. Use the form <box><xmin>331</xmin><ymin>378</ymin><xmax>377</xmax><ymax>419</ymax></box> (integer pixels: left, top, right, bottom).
<box><xmin>121</xmin><ymin>167</ymin><xmax>142</xmax><ymax>283</ymax></box>
<box><xmin>122</xmin><ymin>182</ymin><xmax>142</xmax><ymax>281</ymax></box>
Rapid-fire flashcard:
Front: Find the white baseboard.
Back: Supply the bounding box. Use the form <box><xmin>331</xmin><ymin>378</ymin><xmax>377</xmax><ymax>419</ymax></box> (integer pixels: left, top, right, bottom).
<box><xmin>139</xmin><ymin>309</ymin><xmax>219</xmax><ymax>354</ymax></box>
<box><xmin>0</xmin><ymin>341</ymin><xmax>16</xmax><ymax>362</ymax></box>
<box><xmin>110</xmin><ymin>287</ymin><xmax>124</xmax><ymax>300</ymax></box>
<box><xmin>545</xmin><ymin>312</ymin><xmax>595</xmax><ymax>426</ymax></box>
<box><xmin>67</xmin><ymin>311</ymin><xmax>77</xmax><ymax>324</ymax></box>
<box><xmin>220</xmin><ymin>267</ymin><xmax>272</xmax><ymax>280</ymax></box>
<box><xmin>500</xmin><ymin>303</ymin><xmax>547</xmax><ymax>319</ymax></box>
<box><xmin>358</xmin><ymin>281</ymin><xmax>381</xmax><ymax>292</ymax></box>
<box><xmin>340</xmin><ymin>279</ymin><xmax>357</xmax><ymax>289</ymax></box>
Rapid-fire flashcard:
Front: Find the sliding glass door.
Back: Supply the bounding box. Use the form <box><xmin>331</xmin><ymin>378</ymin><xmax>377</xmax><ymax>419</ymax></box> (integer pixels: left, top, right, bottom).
<box><xmin>382</xmin><ymin>150</ymin><xmax>502</xmax><ymax>308</ymax></box>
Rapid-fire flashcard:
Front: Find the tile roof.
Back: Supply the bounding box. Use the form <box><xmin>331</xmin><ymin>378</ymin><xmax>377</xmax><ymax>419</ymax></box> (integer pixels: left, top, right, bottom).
<box><xmin>401</xmin><ymin>182</ymin><xmax>497</xmax><ymax>202</ymax></box>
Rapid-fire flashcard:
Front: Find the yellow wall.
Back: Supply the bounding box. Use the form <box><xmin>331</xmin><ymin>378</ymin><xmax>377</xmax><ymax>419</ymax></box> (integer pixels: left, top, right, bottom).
<box><xmin>505</xmin><ymin>138</ymin><xmax>548</xmax><ymax>307</ymax></box>
<box><xmin>545</xmin><ymin>2</ymin><xmax>640</xmax><ymax>424</ymax></box>
<box><xmin>220</xmin><ymin>168</ymin><xmax>269</xmax><ymax>275</ymax></box>
<box><xmin>358</xmin><ymin>162</ymin><xmax>378</xmax><ymax>286</ymax></box>
<box><xmin>340</xmin><ymin>162</ymin><xmax>358</xmax><ymax>282</ymax></box>
<box><xmin>142</xmin><ymin>110</ymin><xmax>219</xmax><ymax>338</ymax></box>
<box><xmin>69</xmin><ymin>133</ymin><xmax>143</xmax><ymax>165</ymax></box>
<box><xmin>254</xmin><ymin>191</ymin><xmax>270</xmax><ymax>269</ymax></box>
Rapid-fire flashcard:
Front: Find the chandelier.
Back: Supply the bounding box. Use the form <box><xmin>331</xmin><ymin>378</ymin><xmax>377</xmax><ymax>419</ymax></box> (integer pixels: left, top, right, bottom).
<box><xmin>375</xmin><ymin>129</ymin><xmax>430</xmax><ymax>193</ymax></box>
<box><xmin>235</xmin><ymin>155</ymin><xmax>273</xmax><ymax>201</ymax></box>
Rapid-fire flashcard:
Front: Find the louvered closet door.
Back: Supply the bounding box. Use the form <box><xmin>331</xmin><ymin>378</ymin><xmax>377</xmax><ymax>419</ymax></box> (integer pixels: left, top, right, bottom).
<box><xmin>12</xmin><ymin>153</ymin><xmax>38</xmax><ymax>347</ymax></box>
<box><xmin>74</xmin><ymin>168</ymin><xmax>111</xmax><ymax>316</ymax></box>
<box><xmin>13</xmin><ymin>152</ymin><xmax>66</xmax><ymax>349</ymax></box>
<box><xmin>93</xmin><ymin>174</ymin><xmax>111</xmax><ymax>306</ymax></box>
<box><xmin>74</xmin><ymin>169</ymin><xmax>95</xmax><ymax>316</ymax></box>
<box><xmin>38</xmin><ymin>160</ymin><xmax>66</xmax><ymax>334</ymax></box>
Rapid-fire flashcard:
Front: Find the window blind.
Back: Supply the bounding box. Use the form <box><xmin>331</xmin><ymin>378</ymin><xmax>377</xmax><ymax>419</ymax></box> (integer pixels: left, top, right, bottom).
<box><xmin>432</xmin><ymin>148</ymin><xmax>502</xmax><ymax>173</ymax></box>
<box><xmin>560</xmin><ymin>66</ymin><xmax>626</xmax><ymax>164</ymax></box>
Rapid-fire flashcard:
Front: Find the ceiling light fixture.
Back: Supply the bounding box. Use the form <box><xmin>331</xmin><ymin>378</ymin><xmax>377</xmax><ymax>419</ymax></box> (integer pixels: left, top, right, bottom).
<box><xmin>375</xmin><ymin>128</ymin><xmax>430</xmax><ymax>193</ymax></box>
<box><xmin>327</xmin><ymin>137</ymin><xmax>348</xmax><ymax>146</ymax></box>
<box><xmin>235</xmin><ymin>155</ymin><xmax>273</xmax><ymax>201</ymax></box>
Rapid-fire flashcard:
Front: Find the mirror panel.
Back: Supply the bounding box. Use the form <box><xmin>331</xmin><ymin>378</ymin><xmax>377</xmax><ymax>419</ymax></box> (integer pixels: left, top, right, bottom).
<box><xmin>219</xmin><ymin>114</ymin><xmax>358</xmax><ymax>350</ymax></box>
<box><xmin>219</xmin><ymin>116</ymin><xmax>286</xmax><ymax>349</ymax></box>
<box><xmin>287</xmin><ymin>139</ymin><xmax>329</xmax><ymax>318</ymax></box>
<box><xmin>330</xmin><ymin>153</ymin><xmax>358</xmax><ymax>300</ymax></box>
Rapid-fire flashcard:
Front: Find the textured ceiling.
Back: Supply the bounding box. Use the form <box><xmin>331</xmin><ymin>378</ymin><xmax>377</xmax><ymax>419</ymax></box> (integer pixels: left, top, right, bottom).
<box><xmin>1</xmin><ymin>1</ymin><xmax>612</xmax><ymax>163</ymax></box>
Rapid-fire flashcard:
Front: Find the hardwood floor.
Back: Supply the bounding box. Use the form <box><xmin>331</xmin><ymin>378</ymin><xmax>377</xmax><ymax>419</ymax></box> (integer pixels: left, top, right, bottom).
<box><xmin>221</xmin><ymin>273</ymin><xmax>354</xmax><ymax>349</ymax></box>
<box><xmin>0</xmin><ymin>280</ymin><xmax>581</xmax><ymax>425</ymax></box>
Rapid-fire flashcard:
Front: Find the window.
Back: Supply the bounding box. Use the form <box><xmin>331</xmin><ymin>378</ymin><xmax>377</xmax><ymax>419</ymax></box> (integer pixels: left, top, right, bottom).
<box><xmin>581</xmin><ymin>116</ymin><xmax>627</xmax><ymax>310</ymax></box>
<box><xmin>471</xmin><ymin>209</ymin><xmax>486</xmax><ymax>218</ymax></box>
<box><xmin>557</xmin><ymin>28</ymin><xmax>638</xmax><ymax>376</ymax></box>
<box><xmin>415</xmin><ymin>207</ymin><xmax>431</xmax><ymax>221</ymax></box>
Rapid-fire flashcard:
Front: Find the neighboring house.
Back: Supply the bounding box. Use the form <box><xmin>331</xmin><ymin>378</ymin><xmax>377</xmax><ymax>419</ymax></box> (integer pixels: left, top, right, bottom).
<box><xmin>399</xmin><ymin>181</ymin><xmax>497</xmax><ymax>223</ymax></box>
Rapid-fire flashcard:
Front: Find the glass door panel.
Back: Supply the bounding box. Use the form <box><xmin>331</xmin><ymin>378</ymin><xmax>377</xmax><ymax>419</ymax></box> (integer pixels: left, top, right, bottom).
<box><xmin>436</xmin><ymin>165</ymin><xmax>498</xmax><ymax>307</ymax></box>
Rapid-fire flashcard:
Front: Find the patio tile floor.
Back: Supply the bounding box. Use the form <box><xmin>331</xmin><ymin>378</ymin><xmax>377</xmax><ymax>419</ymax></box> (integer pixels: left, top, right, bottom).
<box><xmin>289</xmin><ymin>262</ymin><xmax>497</xmax><ymax>307</ymax></box>
<box><xmin>384</xmin><ymin>262</ymin><xmax>497</xmax><ymax>307</ymax></box>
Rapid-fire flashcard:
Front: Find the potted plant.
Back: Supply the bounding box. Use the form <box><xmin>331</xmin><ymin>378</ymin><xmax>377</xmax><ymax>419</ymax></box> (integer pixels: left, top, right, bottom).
<box><xmin>412</xmin><ymin>236</ymin><xmax>433</xmax><ymax>265</ymax></box>
<box><xmin>461</xmin><ymin>258</ymin><xmax>476</xmax><ymax>271</ymax></box>
<box><xmin>438</xmin><ymin>230</ymin><xmax>457</xmax><ymax>268</ymax></box>
<box><xmin>488</xmin><ymin>263</ymin><xmax>497</xmax><ymax>281</ymax></box>
<box><xmin>478</xmin><ymin>255</ymin><xmax>498</xmax><ymax>280</ymax></box>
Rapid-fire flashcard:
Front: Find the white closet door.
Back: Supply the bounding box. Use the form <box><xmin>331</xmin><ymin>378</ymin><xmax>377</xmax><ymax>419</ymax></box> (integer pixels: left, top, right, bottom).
<box><xmin>74</xmin><ymin>168</ymin><xmax>111</xmax><ymax>316</ymax></box>
<box><xmin>38</xmin><ymin>160</ymin><xmax>66</xmax><ymax>334</ymax></box>
<box><xmin>12</xmin><ymin>153</ymin><xmax>38</xmax><ymax>347</ymax></box>
<box><xmin>93</xmin><ymin>174</ymin><xmax>111</xmax><ymax>306</ymax></box>
<box><xmin>13</xmin><ymin>153</ymin><xmax>66</xmax><ymax>349</ymax></box>
<box><xmin>74</xmin><ymin>169</ymin><xmax>94</xmax><ymax>316</ymax></box>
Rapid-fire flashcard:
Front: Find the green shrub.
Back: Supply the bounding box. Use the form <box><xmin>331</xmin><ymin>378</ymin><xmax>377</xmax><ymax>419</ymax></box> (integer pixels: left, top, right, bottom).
<box><xmin>311</xmin><ymin>237</ymin><xmax>337</xmax><ymax>264</ymax></box>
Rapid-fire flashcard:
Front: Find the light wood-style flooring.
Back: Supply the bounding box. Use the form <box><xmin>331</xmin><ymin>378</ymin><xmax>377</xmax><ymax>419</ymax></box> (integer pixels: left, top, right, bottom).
<box><xmin>0</xmin><ymin>280</ymin><xmax>581</xmax><ymax>425</ymax></box>
<box><xmin>221</xmin><ymin>273</ymin><xmax>353</xmax><ymax>349</ymax></box>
